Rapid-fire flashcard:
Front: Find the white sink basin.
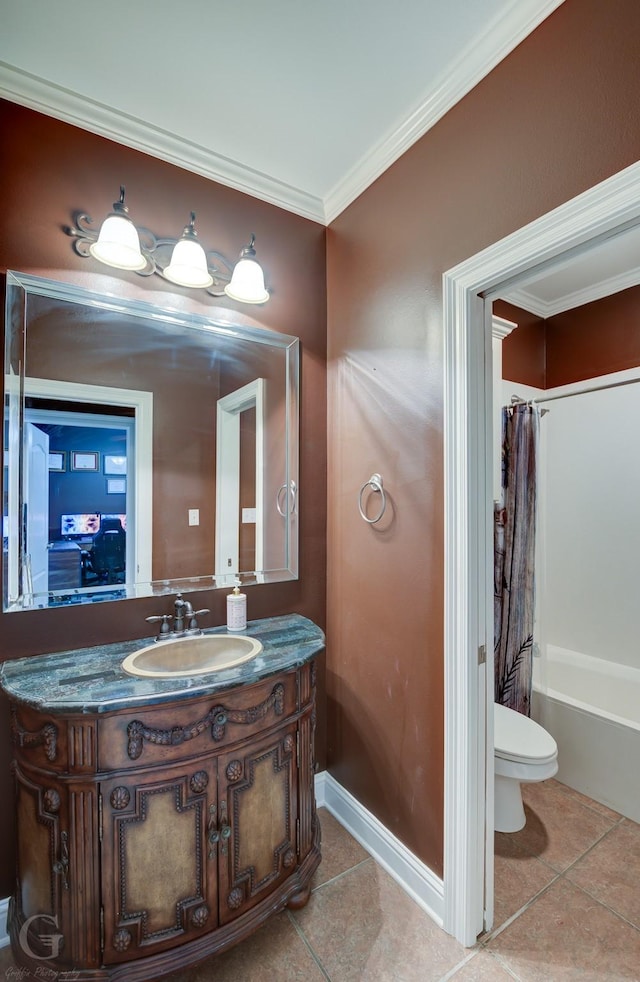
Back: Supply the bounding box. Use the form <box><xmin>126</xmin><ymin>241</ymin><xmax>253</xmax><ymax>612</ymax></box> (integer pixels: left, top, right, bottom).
<box><xmin>122</xmin><ymin>634</ymin><xmax>263</xmax><ymax>678</ymax></box>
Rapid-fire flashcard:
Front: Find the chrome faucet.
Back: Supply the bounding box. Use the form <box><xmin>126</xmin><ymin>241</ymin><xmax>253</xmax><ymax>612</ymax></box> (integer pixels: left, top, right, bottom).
<box><xmin>146</xmin><ymin>593</ymin><xmax>210</xmax><ymax>641</ymax></box>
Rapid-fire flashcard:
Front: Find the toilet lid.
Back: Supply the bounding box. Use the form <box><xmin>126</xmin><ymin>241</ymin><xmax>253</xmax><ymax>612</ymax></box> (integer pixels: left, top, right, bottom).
<box><xmin>494</xmin><ymin>702</ymin><xmax>557</xmax><ymax>763</ymax></box>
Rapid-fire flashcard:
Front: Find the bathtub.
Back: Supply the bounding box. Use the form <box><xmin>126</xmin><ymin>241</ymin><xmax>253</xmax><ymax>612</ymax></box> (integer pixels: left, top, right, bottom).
<box><xmin>532</xmin><ymin>645</ymin><xmax>640</xmax><ymax>823</ymax></box>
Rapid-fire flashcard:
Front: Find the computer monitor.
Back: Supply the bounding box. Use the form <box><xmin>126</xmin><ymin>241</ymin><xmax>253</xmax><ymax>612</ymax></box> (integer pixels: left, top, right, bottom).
<box><xmin>61</xmin><ymin>513</ymin><xmax>101</xmax><ymax>537</ymax></box>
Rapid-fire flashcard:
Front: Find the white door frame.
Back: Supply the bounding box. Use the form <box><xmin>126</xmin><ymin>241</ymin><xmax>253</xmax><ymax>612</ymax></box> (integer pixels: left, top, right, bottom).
<box><xmin>442</xmin><ymin>160</ymin><xmax>640</xmax><ymax>946</ymax></box>
<box><xmin>25</xmin><ymin>406</ymin><xmax>137</xmax><ymax>591</ymax></box>
<box><xmin>215</xmin><ymin>379</ymin><xmax>265</xmax><ymax>585</ymax></box>
<box><xmin>23</xmin><ymin>377</ymin><xmax>153</xmax><ymax>588</ymax></box>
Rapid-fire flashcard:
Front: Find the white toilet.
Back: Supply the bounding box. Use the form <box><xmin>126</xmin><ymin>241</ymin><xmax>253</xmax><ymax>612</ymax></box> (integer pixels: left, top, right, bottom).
<box><xmin>494</xmin><ymin>702</ymin><xmax>558</xmax><ymax>833</ymax></box>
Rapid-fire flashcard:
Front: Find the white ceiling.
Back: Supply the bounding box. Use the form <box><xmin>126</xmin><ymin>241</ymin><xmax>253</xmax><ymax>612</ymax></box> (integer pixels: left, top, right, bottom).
<box><xmin>499</xmin><ymin>224</ymin><xmax>640</xmax><ymax>317</ymax></box>
<box><xmin>0</xmin><ymin>0</ymin><xmax>564</xmax><ymax>224</ymax></box>
<box><xmin>3</xmin><ymin>0</ymin><xmax>637</xmax><ymax>310</ymax></box>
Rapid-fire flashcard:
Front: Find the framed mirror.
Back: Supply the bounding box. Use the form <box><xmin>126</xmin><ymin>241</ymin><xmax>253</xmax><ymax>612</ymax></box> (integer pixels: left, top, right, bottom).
<box><xmin>3</xmin><ymin>271</ymin><xmax>299</xmax><ymax>612</ymax></box>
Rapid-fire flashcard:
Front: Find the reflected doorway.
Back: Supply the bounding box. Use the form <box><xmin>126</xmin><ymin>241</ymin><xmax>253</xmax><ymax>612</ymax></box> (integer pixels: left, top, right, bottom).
<box><xmin>25</xmin><ymin>404</ymin><xmax>132</xmax><ymax>602</ymax></box>
<box><xmin>8</xmin><ymin>376</ymin><xmax>153</xmax><ymax>609</ymax></box>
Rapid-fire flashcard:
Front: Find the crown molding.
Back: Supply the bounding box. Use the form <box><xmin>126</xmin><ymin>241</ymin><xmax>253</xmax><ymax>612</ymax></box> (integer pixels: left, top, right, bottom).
<box><xmin>0</xmin><ymin>62</ymin><xmax>326</xmax><ymax>225</ymax></box>
<box><xmin>323</xmin><ymin>0</ymin><xmax>565</xmax><ymax>224</ymax></box>
<box><xmin>1</xmin><ymin>0</ymin><xmax>563</xmax><ymax>229</ymax></box>
<box><xmin>492</xmin><ymin>315</ymin><xmax>517</xmax><ymax>340</ymax></box>
<box><xmin>502</xmin><ymin>266</ymin><xmax>640</xmax><ymax>318</ymax></box>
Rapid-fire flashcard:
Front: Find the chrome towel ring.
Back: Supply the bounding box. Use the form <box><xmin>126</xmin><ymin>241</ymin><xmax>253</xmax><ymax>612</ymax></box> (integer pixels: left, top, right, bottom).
<box><xmin>277</xmin><ymin>480</ymin><xmax>297</xmax><ymax>517</ymax></box>
<box><xmin>358</xmin><ymin>473</ymin><xmax>387</xmax><ymax>524</ymax></box>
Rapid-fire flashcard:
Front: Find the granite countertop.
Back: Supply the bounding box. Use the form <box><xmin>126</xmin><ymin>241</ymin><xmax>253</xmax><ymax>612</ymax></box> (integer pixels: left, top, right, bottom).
<box><xmin>0</xmin><ymin>614</ymin><xmax>325</xmax><ymax>715</ymax></box>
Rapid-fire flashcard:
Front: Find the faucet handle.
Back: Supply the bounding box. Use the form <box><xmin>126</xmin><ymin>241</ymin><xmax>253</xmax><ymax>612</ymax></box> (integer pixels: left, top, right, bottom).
<box><xmin>187</xmin><ymin>608</ymin><xmax>210</xmax><ymax>632</ymax></box>
<box><xmin>145</xmin><ymin>614</ymin><xmax>172</xmax><ymax>639</ymax></box>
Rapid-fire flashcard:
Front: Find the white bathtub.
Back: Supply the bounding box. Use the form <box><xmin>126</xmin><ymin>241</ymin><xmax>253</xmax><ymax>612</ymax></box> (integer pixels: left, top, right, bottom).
<box><xmin>532</xmin><ymin>645</ymin><xmax>640</xmax><ymax>823</ymax></box>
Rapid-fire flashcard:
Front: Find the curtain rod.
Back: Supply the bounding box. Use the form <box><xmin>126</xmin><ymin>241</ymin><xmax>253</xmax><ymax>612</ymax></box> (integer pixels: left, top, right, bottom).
<box><xmin>511</xmin><ymin>374</ymin><xmax>640</xmax><ymax>407</ymax></box>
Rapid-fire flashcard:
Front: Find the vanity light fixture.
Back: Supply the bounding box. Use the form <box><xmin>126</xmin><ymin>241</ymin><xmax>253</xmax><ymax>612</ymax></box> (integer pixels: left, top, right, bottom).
<box><xmin>224</xmin><ymin>235</ymin><xmax>270</xmax><ymax>304</ymax></box>
<box><xmin>163</xmin><ymin>213</ymin><xmax>213</xmax><ymax>290</ymax></box>
<box><xmin>88</xmin><ymin>187</ymin><xmax>146</xmax><ymax>271</ymax></box>
<box><xmin>65</xmin><ymin>186</ymin><xmax>269</xmax><ymax>304</ymax></box>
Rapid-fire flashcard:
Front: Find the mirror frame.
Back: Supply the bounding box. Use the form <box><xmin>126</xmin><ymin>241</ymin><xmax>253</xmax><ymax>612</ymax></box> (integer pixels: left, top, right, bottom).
<box><xmin>3</xmin><ymin>271</ymin><xmax>299</xmax><ymax>612</ymax></box>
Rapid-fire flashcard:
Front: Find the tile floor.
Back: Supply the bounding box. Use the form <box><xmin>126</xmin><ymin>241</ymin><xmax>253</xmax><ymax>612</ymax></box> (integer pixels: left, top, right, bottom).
<box><xmin>0</xmin><ymin>778</ymin><xmax>638</xmax><ymax>980</ymax></box>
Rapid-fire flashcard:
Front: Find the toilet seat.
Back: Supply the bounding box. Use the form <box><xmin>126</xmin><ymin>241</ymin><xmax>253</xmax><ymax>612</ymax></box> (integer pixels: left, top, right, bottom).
<box><xmin>494</xmin><ymin>702</ymin><xmax>557</xmax><ymax>765</ymax></box>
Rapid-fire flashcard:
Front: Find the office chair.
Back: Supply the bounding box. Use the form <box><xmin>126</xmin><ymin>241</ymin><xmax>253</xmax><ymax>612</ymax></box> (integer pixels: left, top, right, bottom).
<box><xmin>89</xmin><ymin>517</ymin><xmax>126</xmax><ymax>584</ymax></box>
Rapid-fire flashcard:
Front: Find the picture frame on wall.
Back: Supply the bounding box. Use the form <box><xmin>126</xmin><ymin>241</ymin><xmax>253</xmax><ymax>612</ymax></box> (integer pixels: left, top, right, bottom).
<box><xmin>71</xmin><ymin>451</ymin><xmax>99</xmax><ymax>471</ymax></box>
<box><xmin>104</xmin><ymin>454</ymin><xmax>127</xmax><ymax>475</ymax></box>
<box><xmin>106</xmin><ymin>478</ymin><xmax>126</xmax><ymax>495</ymax></box>
<box><xmin>48</xmin><ymin>451</ymin><xmax>66</xmax><ymax>472</ymax></box>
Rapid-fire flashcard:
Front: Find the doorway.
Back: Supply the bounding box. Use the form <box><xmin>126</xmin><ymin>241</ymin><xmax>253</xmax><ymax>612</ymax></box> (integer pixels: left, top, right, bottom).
<box><xmin>25</xmin><ymin>406</ymin><xmax>132</xmax><ymax>600</ymax></box>
<box><xmin>215</xmin><ymin>378</ymin><xmax>265</xmax><ymax>585</ymax></box>
<box><xmin>442</xmin><ymin>161</ymin><xmax>640</xmax><ymax>946</ymax></box>
<box><xmin>6</xmin><ymin>376</ymin><xmax>153</xmax><ymax>610</ymax></box>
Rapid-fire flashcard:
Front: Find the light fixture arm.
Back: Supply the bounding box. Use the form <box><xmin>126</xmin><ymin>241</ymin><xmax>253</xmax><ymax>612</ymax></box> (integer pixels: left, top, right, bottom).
<box><xmin>113</xmin><ymin>186</ymin><xmax>129</xmax><ymax>215</ymax></box>
<box><xmin>183</xmin><ymin>212</ymin><xmax>199</xmax><ymax>240</ymax></box>
<box><xmin>240</xmin><ymin>234</ymin><xmax>257</xmax><ymax>257</ymax></box>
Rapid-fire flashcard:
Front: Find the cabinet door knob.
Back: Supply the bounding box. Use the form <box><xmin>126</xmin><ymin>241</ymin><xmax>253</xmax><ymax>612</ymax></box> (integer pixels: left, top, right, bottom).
<box><xmin>207</xmin><ymin>804</ymin><xmax>219</xmax><ymax>859</ymax></box>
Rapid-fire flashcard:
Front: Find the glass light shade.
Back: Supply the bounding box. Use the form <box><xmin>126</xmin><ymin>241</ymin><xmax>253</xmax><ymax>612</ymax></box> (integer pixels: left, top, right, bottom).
<box><xmin>224</xmin><ymin>258</ymin><xmax>269</xmax><ymax>304</ymax></box>
<box><xmin>163</xmin><ymin>238</ymin><xmax>213</xmax><ymax>289</ymax></box>
<box><xmin>89</xmin><ymin>214</ymin><xmax>146</xmax><ymax>271</ymax></box>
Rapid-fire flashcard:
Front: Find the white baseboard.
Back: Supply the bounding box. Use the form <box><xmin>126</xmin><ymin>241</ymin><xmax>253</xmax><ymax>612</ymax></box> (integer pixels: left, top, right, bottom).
<box><xmin>0</xmin><ymin>896</ymin><xmax>9</xmax><ymax>948</ymax></box>
<box><xmin>314</xmin><ymin>771</ymin><xmax>444</xmax><ymax>928</ymax></box>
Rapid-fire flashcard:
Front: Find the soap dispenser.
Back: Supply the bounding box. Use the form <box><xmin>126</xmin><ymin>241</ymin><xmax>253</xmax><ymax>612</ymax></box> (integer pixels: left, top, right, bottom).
<box><xmin>226</xmin><ymin>581</ymin><xmax>247</xmax><ymax>633</ymax></box>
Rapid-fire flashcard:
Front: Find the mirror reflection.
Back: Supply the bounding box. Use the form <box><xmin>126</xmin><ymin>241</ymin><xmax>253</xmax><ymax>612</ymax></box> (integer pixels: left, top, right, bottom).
<box><xmin>3</xmin><ymin>272</ymin><xmax>299</xmax><ymax>612</ymax></box>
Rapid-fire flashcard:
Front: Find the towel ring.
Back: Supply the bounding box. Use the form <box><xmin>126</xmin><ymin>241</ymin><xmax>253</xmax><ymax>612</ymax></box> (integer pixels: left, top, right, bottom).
<box><xmin>358</xmin><ymin>473</ymin><xmax>386</xmax><ymax>524</ymax></box>
<box><xmin>276</xmin><ymin>480</ymin><xmax>297</xmax><ymax>517</ymax></box>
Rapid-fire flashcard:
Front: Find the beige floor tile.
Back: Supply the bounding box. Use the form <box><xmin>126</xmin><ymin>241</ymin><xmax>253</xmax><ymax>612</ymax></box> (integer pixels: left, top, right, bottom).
<box><xmin>492</xmin><ymin>845</ymin><xmax>557</xmax><ymax>930</ymax></box>
<box><xmin>487</xmin><ymin>877</ymin><xmax>640</xmax><ymax>981</ymax></box>
<box><xmin>566</xmin><ymin>819</ymin><xmax>640</xmax><ymax>929</ymax></box>
<box><xmin>550</xmin><ymin>779</ymin><xmax>622</xmax><ymax>822</ymax></box>
<box><xmin>449</xmin><ymin>948</ymin><xmax>519</xmax><ymax>980</ymax></box>
<box><xmin>164</xmin><ymin>911</ymin><xmax>326</xmax><ymax>982</ymax></box>
<box><xmin>292</xmin><ymin>859</ymin><xmax>466</xmax><ymax>982</ymax></box>
<box><xmin>505</xmin><ymin>780</ymin><xmax>617</xmax><ymax>871</ymax></box>
<box><xmin>314</xmin><ymin>806</ymin><xmax>370</xmax><ymax>887</ymax></box>
<box><xmin>0</xmin><ymin>914</ymin><xmax>325</xmax><ymax>982</ymax></box>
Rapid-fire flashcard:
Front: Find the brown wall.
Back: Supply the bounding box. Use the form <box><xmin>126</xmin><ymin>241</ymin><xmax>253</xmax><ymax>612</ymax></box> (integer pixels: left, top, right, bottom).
<box><xmin>546</xmin><ymin>285</ymin><xmax>640</xmax><ymax>387</ymax></box>
<box><xmin>0</xmin><ymin>100</ymin><xmax>327</xmax><ymax>896</ymax></box>
<box><xmin>326</xmin><ymin>0</ymin><xmax>640</xmax><ymax>877</ymax></box>
<box><xmin>494</xmin><ymin>299</ymin><xmax>546</xmax><ymax>388</ymax></box>
<box><xmin>497</xmin><ymin>286</ymin><xmax>640</xmax><ymax>389</ymax></box>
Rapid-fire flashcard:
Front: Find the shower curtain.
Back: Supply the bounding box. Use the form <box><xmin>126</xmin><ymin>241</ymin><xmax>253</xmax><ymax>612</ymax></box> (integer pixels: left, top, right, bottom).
<box><xmin>494</xmin><ymin>404</ymin><xmax>540</xmax><ymax>716</ymax></box>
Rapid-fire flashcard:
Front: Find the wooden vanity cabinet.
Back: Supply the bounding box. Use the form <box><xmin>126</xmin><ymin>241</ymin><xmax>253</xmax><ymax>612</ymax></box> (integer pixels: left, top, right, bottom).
<box><xmin>7</xmin><ymin>660</ymin><xmax>319</xmax><ymax>981</ymax></box>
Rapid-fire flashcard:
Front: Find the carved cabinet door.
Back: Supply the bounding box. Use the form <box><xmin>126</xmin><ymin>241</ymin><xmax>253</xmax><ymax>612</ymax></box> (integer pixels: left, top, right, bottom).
<box><xmin>100</xmin><ymin>759</ymin><xmax>218</xmax><ymax>964</ymax></box>
<box><xmin>12</xmin><ymin>765</ymin><xmax>74</xmax><ymax>965</ymax></box>
<box><xmin>217</xmin><ymin>723</ymin><xmax>298</xmax><ymax>925</ymax></box>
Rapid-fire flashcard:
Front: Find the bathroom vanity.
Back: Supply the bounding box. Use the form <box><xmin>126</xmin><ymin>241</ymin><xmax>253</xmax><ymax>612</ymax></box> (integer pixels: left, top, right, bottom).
<box><xmin>0</xmin><ymin>613</ymin><xmax>324</xmax><ymax>980</ymax></box>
